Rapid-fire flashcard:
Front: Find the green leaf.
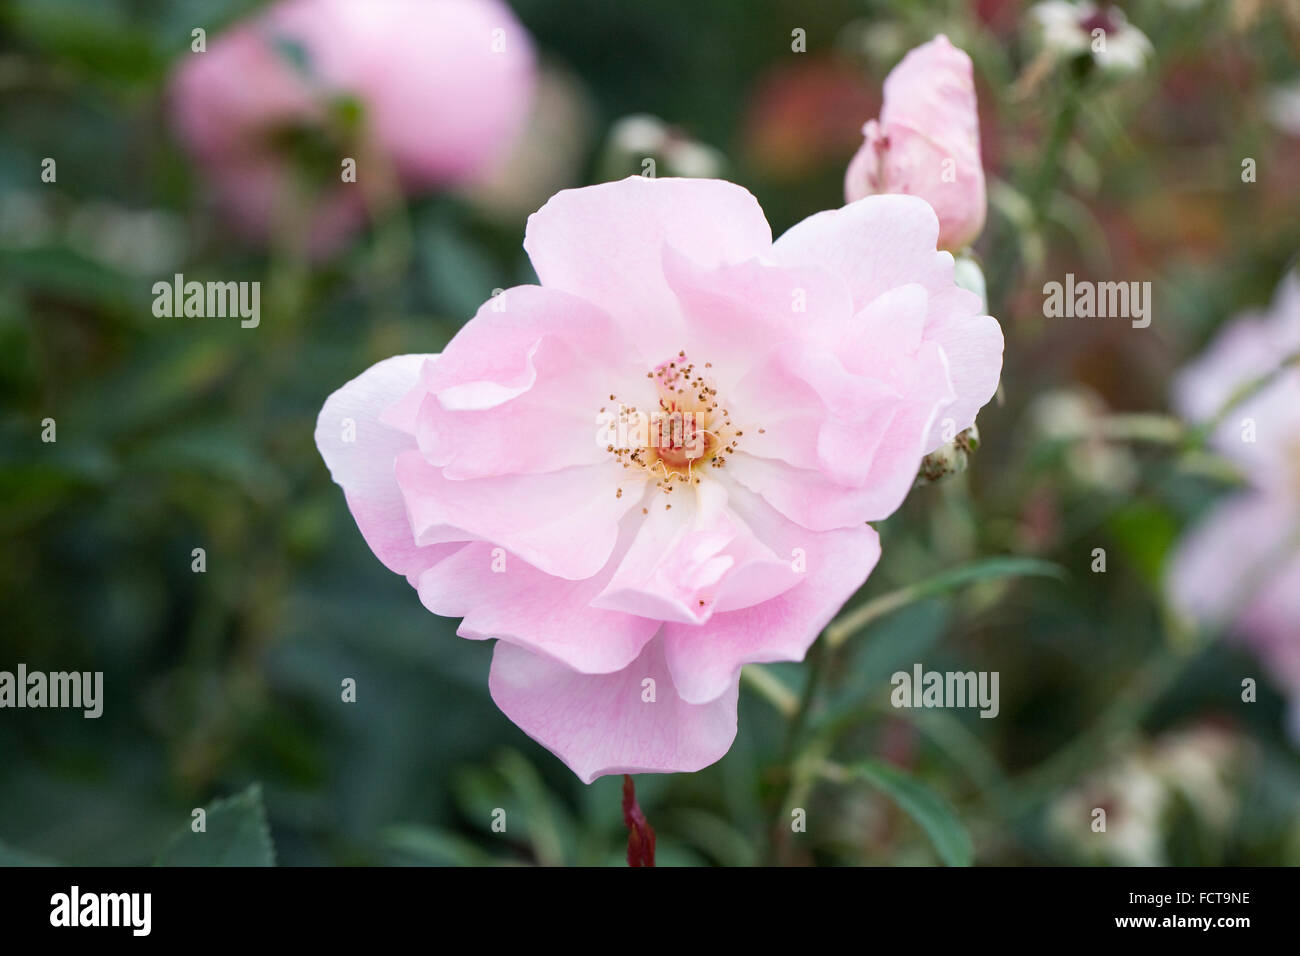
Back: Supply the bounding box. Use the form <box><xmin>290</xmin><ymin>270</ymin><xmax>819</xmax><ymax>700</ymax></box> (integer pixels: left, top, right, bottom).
<box><xmin>492</xmin><ymin>750</ymin><xmax>572</xmax><ymax>868</ymax></box>
<box><xmin>657</xmin><ymin>809</ymin><xmax>759</xmax><ymax>867</ymax></box>
<box><xmin>418</xmin><ymin>211</ymin><xmax>500</xmax><ymax>320</ymax></box>
<box><xmin>846</xmin><ymin>600</ymin><xmax>949</xmax><ymax>688</ymax></box>
<box><xmin>382</xmin><ymin>825</ymin><xmax>500</xmax><ymax>867</ymax></box>
<box><xmin>1107</xmin><ymin>502</ymin><xmax>1178</xmax><ymax>588</ymax></box>
<box><xmin>155</xmin><ymin>784</ymin><xmax>275</xmax><ymax>867</ymax></box>
<box><xmin>834</xmin><ymin>760</ymin><xmax>973</xmax><ymax>867</ymax></box>
<box><xmin>826</xmin><ymin>557</ymin><xmax>1066</xmax><ymax>649</ymax></box>
<box><xmin>815</xmin><ymin>602</ymin><xmax>949</xmax><ymax>733</ymax></box>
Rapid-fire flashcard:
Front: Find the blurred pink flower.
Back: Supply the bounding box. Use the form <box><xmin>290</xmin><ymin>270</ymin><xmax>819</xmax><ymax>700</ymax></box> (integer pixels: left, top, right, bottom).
<box><xmin>1166</xmin><ymin>272</ymin><xmax>1300</xmax><ymax>736</ymax></box>
<box><xmin>316</xmin><ymin>176</ymin><xmax>1003</xmax><ymax>781</ymax></box>
<box><xmin>169</xmin><ymin>0</ymin><xmax>535</xmax><ymax>252</ymax></box>
<box><xmin>1171</xmin><ymin>273</ymin><xmax>1300</xmax><ymax>485</ymax></box>
<box><xmin>845</xmin><ymin>35</ymin><xmax>986</xmax><ymax>251</ymax></box>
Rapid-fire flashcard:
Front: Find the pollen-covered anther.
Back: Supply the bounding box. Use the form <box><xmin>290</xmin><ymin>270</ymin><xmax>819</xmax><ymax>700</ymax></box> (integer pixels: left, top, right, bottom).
<box><xmin>603</xmin><ymin>351</ymin><xmax>754</xmax><ymax>491</ymax></box>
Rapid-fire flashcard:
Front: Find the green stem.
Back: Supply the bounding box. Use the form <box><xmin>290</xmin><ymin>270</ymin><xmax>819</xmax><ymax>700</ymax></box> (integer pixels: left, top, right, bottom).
<box><xmin>740</xmin><ymin>665</ymin><xmax>797</xmax><ymax>718</ymax></box>
<box><xmin>1027</xmin><ymin>57</ymin><xmax>1090</xmax><ymax>218</ymax></box>
<box><xmin>825</xmin><ymin>557</ymin><xmax>1064</xmax><ymax>650</ymax></box>
<box><xmin>781</xmin><ymin>639</ymin><xmax>826</xmax><ymax>763</ymax></box>
<box><xmin>1093</xmin><ymin>412</ymin><xmax>1186</xmax><ymax>444</ymax></box>
<box><xmin>765</xmin><ymin>640</ymin><xmax>829</xmax><ymax>865</ymax></box>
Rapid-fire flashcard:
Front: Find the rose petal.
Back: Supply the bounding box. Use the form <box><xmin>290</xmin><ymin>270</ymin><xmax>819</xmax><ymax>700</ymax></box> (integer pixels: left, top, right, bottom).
<box><xmin>524</xmin><ymin>176</ymin><xmax>773</xmax><ymax>356</ymax></box>
<box><xmin>489</xmin><ymin>637</ymin><xmax>738</xmax><ymax>784</ymax></box>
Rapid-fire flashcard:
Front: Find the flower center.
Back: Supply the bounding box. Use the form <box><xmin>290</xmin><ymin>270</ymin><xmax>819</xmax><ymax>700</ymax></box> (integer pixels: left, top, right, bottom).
<box><xmin>603</xmin><ymin>351</ymin><xmax>752</xmax><ymax>499</ymax></box>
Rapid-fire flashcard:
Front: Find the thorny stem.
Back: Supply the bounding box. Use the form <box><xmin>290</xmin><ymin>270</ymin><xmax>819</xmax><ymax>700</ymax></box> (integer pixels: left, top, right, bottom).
<box><xmin>622</xmin><ymin>775</ymin><xmax>656</xmax><ymax>867</ymax></box>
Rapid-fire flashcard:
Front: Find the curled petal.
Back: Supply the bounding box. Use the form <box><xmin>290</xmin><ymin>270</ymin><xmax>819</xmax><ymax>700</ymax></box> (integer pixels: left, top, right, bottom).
<box><xmin>489</xmin><ymin>637</ymin><xmax>739</xmax><ymax>784</ymax></box>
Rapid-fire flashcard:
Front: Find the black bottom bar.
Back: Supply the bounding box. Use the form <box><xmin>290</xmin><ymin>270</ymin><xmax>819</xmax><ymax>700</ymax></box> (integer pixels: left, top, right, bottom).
<box><xmin>0</xmin><ymin>866</ymin><xmax>1283</xmax><ymax>942</ymax></box>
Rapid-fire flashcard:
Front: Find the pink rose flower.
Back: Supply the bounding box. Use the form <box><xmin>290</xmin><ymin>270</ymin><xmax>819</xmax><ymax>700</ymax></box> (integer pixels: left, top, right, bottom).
<box><xmin>169</xmin><ymin>0</ymin><xmax>535</xmax><ymax>251</ymax></box>
<box><xmin>316</xmin><ymin>176</ymin><xmax>1003</xmax><ymax>781</ymax></box>
<box><xmin>1166</xmin><ymin>272</ymin><xmax>1300</xmax><ymax>736</ymax></box>
<box><xmin>845</xmin><ymin>35</ymin><xmax>987</xmax><ymax>252</ymax></box>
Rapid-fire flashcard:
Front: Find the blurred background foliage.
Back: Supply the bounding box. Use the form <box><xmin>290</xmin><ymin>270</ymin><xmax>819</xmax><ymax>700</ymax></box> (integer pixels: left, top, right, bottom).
<box><xmin>2</xmin><ymin>0</ymin><xmax>1300</xmax><ymax>866</ymax></box>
